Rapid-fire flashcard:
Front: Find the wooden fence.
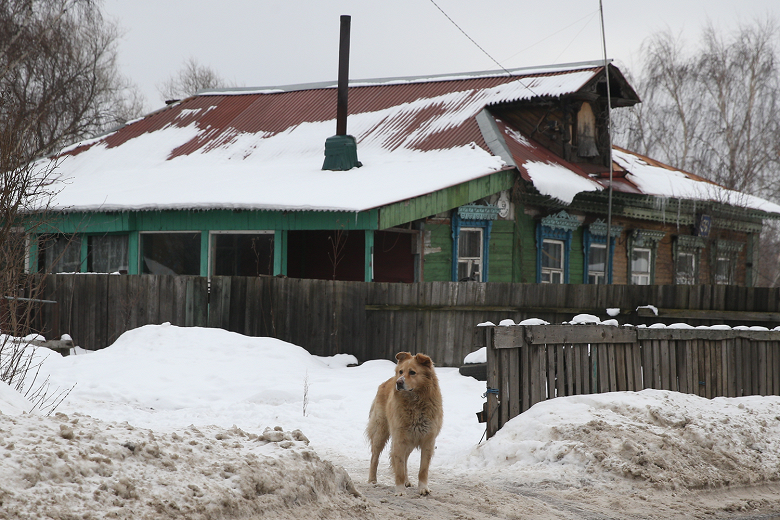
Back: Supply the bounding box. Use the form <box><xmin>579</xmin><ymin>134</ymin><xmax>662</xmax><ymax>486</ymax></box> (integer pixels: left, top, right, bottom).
<box><xmin>483</xmin><ymin>325</ymin><xmax>780</xmax><ymax>438</ymax></box>
<box><xmin>24</xmin><ymin>274</ymin><xmax>780</xmax><ymax>366</ymax></box>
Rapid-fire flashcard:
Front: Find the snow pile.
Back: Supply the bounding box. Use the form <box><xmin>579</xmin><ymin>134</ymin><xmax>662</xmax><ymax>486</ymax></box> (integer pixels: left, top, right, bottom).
<box><xmin>0</xmin><ymin>413</ymin><xmax>357</xmax><ymax>520</ymax></box>
<box><xmin>1</xmin><ymin>323</ymin><xmax>779</xmax><ymax>518</ymax></box>
<box><xmin>468</xmin><ymin>390</ymin><xmax>780</xmax><ymax>490</ymax></box>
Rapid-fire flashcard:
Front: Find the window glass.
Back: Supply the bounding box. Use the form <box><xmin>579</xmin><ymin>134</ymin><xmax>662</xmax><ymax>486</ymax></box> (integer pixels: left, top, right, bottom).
<box><xmin>715</xmin><ymin>257</ymin><xmax>731</xmax><ymax>285</ymax></box>
<box><xmin>457</xmin><ymin>228</ymin><xmax>482</xmax><ymax>281</ymax></box>
<box><xmin>676</xmin><ymin>252</ymin><xmax>696</xmax><ymax>284</ymax></box>
<box><xmin>212</xmin><ymin>233</ymin><xmax>274</xmax><ymax>277</ymax></box>
<box><xmin>631</xmin><ymin>248</ymin><xmax>651</xmax><ymax>285</ymax></box>
<box><xmin>141</xmin><ymin>233</ymin><xmax>201</xmax><ymax>275</ymax></box>
<box><xmin>38</xmin><ymin>235</ymin><xmax>82</xmax><ymax>273</ymax></box>
<box><xmin>88</xmin><ymin>235</ymin><xmax>128</xmax><ymax>273</ymax></box>
<box><xmin>541</xmin><ymin>239</ymin><xmax>564</xmax><ymax>284</ymax></box>
<box><xmin>588</xmin><ymin>244</ymin><xmax>606</xmax><ymax>284</ymax></box>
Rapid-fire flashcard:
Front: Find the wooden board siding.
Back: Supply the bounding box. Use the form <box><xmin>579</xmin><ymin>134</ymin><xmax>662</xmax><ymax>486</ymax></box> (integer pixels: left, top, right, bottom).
<box><xmin>487</xmin><ymin>220</ymin><xmax>514</xmax><ymax>283</ymax></box>
<box><xmin>422</xmin><ymin>219</ymin><xmax>453</xmax><ymax>281</ymax></box>
<box><xmin>378</xmin><ymin>170</ymin><xmax>515</xmax><ymax>230</ymax></box>
<box><xmin>516</xmin><ymin>209</ymin><xmax>537</xmax><ymax>283</ymax></box>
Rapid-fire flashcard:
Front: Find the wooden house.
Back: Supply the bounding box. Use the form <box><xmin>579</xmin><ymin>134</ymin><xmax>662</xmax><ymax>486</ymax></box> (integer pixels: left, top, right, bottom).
<box><xmin>30</xmin><ymin>61</ymin><xmax>780</xmax><ymax>286</ymax></box>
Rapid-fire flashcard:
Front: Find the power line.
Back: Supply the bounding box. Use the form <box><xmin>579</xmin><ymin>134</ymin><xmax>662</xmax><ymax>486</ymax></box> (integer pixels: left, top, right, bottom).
<box><xmin>427</xmin><ymin>0</ymin><xmax>512</xmax><ymax>76</ymax></box>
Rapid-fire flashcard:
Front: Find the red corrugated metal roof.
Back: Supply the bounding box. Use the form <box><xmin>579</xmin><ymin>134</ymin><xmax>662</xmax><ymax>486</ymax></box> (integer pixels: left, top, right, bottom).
<box><xmin>64</xmin><ymin>65</ymin><xmax>610</xmax><ymax>161</ymax></box>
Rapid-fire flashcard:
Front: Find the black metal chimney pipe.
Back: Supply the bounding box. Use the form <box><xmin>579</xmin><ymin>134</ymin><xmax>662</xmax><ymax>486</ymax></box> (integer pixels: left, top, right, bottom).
<box><xmin>322</xmin><ymin>15</ymin><xmax>361</xmax><ymax>170</ymax></box>
<box><xmin>336</xmin><ymin>15</ymin><xmax>350</xmax><ymax>136</ymax></box>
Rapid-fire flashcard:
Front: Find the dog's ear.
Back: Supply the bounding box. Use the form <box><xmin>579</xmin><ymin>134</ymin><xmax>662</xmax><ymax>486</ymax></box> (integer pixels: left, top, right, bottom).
<box><xmin>414</xmin><ymin>353</ymin><xmax>433</xmax><ymax>367</ymax></box>
<box><xmin>395</xmin><ymin>352</ymin><xmax>412</xmax><ymax>363</ymax></box>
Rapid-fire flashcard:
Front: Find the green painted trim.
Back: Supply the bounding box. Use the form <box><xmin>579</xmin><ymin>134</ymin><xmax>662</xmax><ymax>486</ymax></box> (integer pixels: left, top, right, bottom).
<box><xmin>200</xmin><ymin>231</ymin><xmax>209</xmax><ymax>277</ymax></box>
<box><xmin>80</xmin><ymin>238</ymin><xmax>89</xmax><ymax>273</ymax></box>
<box><xmin>36</xmin><ymin>208</ymin><xmax>382</xmax><ymax>234</ymax></box>
<box><xmin>365</xmin><ymin>230</ymin><xmax>374</xmax><ymax>282</ymax></box>
<box><xmin>273</xmin><ymin>230</ymin><xmax>288</xmax><ymax>276</ymax></box>
<box><xmin>379</xmin><ymin>170</ymin><xmax>515</xmax><ymax>229</ymax></box>
<box><xmin>128</xmin><ymin>231</ymin><xmax>139</xmax><ymax>275</ymax></box>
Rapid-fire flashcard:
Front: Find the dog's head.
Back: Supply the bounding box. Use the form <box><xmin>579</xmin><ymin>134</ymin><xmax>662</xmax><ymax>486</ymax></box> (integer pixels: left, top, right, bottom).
<box><xmin>394</xmin><ymin>352</ymin><xmax>434</xmax><ymax>392</ymax></box>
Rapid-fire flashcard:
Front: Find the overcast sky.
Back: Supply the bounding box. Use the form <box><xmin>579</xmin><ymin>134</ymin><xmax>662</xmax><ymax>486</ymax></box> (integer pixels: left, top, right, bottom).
<box><xmin>102</xmin><ymin>0</ymin><xmax>778</xmax><ymax>110</ymax></box>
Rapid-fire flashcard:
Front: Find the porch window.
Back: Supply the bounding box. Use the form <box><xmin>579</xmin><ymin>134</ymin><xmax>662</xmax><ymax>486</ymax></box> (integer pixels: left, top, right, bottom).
<box><xmin>38</xmin><ymin>235</ymin><xmax>82</xmax><ymax>273</ymax></box>
<box><xmin>631</xmin><ymin>248</ymin><xmax>652</xmax><ymax>285</ymax></box>
<box><xmin>211</xmin><ymin>232</ymin><xmax>274</xmax><ymax>277</ymax></box>
<box><xmin>541</xmin><ymin>239</ymin><xmax>564</xmax><ymax>283</ymax></box>
<box><xmin>457</xmin><ymin>227</ymin><xmax>483</xmax><ymax>281</ymax></box>
<box><xmin>141</xmin><ymin>232</ymin><xmax>201</xmax><ymax>275</ymax></box>
<box><xmin>87</xmin><ymin>234</ymin><xmax>128</xmax><ymax>273</ymax></box>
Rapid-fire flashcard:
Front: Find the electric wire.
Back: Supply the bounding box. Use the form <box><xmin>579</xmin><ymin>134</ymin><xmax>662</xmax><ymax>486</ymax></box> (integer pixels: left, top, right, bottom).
<box><xmin>427</xmin><ymin>0</ymin><xmax>512</xmax><ymax>76</ymax></box>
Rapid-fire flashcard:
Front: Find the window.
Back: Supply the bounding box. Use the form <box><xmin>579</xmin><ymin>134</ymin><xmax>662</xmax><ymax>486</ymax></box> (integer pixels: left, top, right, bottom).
<box><xmin>451</xmin><ymin>205</ymin><xmax>495</xmax><ymax>282</ymax></box>
<box><xmin>88</xmin><ymin>235</ymin><xmax>128</xmax><ymax>273</ymax></box>
<box><xmin>712</xmin><ymin>240</ymin><xmax>742</xmax><ymax>285</ymax></box>
<box><xmin>675</xmin><ymin>252</ymin><xmax>697</xmax><ymax>284</ymax></box>
<box><xmin>631</xmin><ymin>248</ymin><xmax>652</xmax><ymax>285</ymax></box>
<box><xmin>535</xmin><ymin>210</ymin><xmax>580</xmax><ymax>284</ymax></box>
<box><xmin>583</xmin><ymin>220</ymin><xmax>621</xmax><ymax>284</ymax></box>
<box><xmin>673</xmin><ymin>235</ymin><xmax>705</xmax><ymax>286</ymax></box>
<box><xmin>714</xmin><ymin>257</ymin><xmax>732</xmax><ymax>285</ymax></box>
<box><xmin>457</xmin><ymin>228</ymin><xmax>483</xmax><ymax>281</ymax></box>
<box><xmin>627</xmin><ymin>229</ymin><xmax>665</xmax><ymax>285</ymax></box>
<box><xmin>211</xmin><ymin>232</ymin><xmax>274</xmax><ymax>277</ymax></box>
<box><xmin>38</xmin><ymin>235</ymin><xmax>82</xmax><ymax>273</ymax></box>
<box><xmin>541</xmin><ymin>239</ymin><xmax>564</xmax><ymax>283</ymax></box>
<box><xmin>141</xmin><ymin>232</ymin><xmax>201</xmax><ymax>275</ymax></box>
<box><xmin>588</xmin><ymin>244</ymin><xmax>606</xmax><ymax>284</ymax></box>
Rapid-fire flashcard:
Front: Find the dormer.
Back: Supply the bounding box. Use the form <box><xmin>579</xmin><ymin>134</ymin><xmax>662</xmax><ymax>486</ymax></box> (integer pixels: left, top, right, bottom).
<box><xmin>492</xmin><ymin>64</ymin><xmax>640</xmax><ymax>168</ymax></box>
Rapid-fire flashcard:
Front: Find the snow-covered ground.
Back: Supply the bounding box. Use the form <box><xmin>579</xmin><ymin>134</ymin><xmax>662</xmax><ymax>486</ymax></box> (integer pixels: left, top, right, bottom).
<box><xmin>1</xmin><ymin>323</ymin><xmax>780</xmax><ymax>519</ymax></box>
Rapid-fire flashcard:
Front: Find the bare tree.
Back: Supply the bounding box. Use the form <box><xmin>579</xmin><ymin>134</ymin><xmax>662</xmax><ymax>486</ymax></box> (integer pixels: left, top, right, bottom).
<box><xmin>615</xmin><ymin>19</ymin><xmax>780</xmax><ymax>196</ymax></box>
<box><xmin>0</xmin><ymin>0</ymin><xmax>139</xmax><ymax>407</ymax></box>
<box><xmin>614</xmin><ymin>19</ymin><xmax>780</xmax><ymax>286</ymax></box>
<box><xmin>157</xmin><ymin>57</ymin><xmax>233</xmax><ymax>102</ymax></box>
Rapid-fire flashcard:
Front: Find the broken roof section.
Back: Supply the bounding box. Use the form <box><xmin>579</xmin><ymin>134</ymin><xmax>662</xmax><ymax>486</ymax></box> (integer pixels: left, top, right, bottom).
<box><xmin>45</xmin><ymin>61</ymin><xmax>780</xmax><ymax>217</ymax></box>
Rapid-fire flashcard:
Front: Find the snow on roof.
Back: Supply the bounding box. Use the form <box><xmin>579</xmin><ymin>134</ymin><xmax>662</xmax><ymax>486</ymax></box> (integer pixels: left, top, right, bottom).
<box><xmin>613</xmin><ymin>148</ymin><xmax>780</xmax><ymax>215</ymax></box>
<box><xmin>42</xmin><ymin>65</ymin><xmax>605</xmax><ymax>214</ymax></box>
<box><xmin>38</xmin><ymin>62</ymin><xmax>780</xmax><ymax>217</ymax></box>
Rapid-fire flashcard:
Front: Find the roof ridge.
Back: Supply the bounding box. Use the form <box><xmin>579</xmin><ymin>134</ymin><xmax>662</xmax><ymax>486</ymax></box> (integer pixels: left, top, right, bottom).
<box><xmin>196</xmin><ymin>60</ymin><xmax>608</xmax><ymax>97</ymax></box>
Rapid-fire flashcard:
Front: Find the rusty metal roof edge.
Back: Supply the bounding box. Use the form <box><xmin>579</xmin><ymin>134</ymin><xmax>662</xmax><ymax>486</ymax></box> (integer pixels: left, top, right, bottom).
<box><xmin>197</xmin><ymin>60</ymin><xmax>611</xmax><ymax>97</ymax></box>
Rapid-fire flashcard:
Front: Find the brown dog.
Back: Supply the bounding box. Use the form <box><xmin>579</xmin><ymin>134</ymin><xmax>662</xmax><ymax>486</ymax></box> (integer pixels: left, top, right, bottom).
<box><xmin>366</xmin><ymin>352</ymin><xmax>443</xmax><ymax>495</ymax></box>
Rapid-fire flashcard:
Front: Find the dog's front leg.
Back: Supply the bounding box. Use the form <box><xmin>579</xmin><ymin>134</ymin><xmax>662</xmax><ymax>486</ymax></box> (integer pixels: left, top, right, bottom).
<box><xmin>390</xmin><ymin>444</ymin><xmax>412</xmax><ymax>495</ymax></box>
<box><xmin>417</xmin><ymin>440</ymin><xmax>435</xmax><ymax>495</ymax></box>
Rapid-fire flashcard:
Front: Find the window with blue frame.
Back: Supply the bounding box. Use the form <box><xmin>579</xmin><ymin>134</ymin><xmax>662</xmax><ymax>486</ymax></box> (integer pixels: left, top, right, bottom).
<box><xmin>583</xmin><ymin>220</ymin><xmax>622</xmax><ymax>284</ymax></box>
<box><xmin>451</xmin><ymin>204</ymin><xmax>499</xmax><ymax>282</ymax></box>
<box><xmin>535</xmin><ymin>210</ymin><xmax>581</xmax><ymax>284</ymax></box>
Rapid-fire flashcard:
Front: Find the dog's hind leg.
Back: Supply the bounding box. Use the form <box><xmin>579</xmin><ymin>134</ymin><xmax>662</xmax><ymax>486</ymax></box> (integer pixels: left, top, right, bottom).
<box><xmin>366</xmin><ymin>416</ymin><xmax>389</xmax><ymax>484</ymax></box>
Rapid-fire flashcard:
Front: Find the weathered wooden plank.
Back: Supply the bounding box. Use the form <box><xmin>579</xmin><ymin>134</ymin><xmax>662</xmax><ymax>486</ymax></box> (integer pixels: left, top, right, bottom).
<box><xmin>500</xmin><ymin>347</ymin><xmax>511</xmax><ymax>427</ymax></box>
<box><xmin>485</xmin><ymin>328</ymin><xmax>501</xmax><ymax>438</ymax></box>
<box><xmin>759</xmin><ymin>340</ymin><xmax>768</xmax><ymax>395</ymax></box>
<box><xmin>546</xmin><ymin>344</ymin><xmax>556</xmax><ymax>400</ymax></box>
<box><xmin>508</xmin><ymin>347</ymin><xmax>520</xmax><ymax>420</ymax></box>
<box><xmin>524</xmin><ymin>325</ymin><xmax>637</xmax><ymax>345</ymax></box>
<box><xmin>493</xmin><ymin>326</ymin><xmax>524</xmax><ymax>349</ymax></box>
<box><xmin>615</xmin><ymin>343</ymin><xmax>627</xmax><ymax>391</ymax></box>
<box><xmin>638</xmin><ymin>328</ymin><xmax>780</xmax><ymax>341</ymax></box>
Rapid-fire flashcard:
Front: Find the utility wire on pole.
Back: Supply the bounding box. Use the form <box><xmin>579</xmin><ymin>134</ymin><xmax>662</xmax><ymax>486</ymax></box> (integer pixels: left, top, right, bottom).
<box><xmin>599</xmin><ymin>0</ymin><xmax>614</xmax><ymax>284</ymax></box>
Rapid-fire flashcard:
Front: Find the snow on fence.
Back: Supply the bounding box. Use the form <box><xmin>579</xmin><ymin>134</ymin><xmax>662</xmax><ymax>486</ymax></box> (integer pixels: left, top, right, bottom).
<box><xmin>482</xmin><ymin>325</ymin><xmax>780</xmax><ymax>438</ymax></box>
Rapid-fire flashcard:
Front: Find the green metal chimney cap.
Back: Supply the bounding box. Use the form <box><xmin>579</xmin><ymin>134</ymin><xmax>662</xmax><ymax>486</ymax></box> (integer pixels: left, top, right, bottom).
<box><xmin>322</xmin><ymin>135</ymin><xmax>362</xmax><ymax>171</ymax></box>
